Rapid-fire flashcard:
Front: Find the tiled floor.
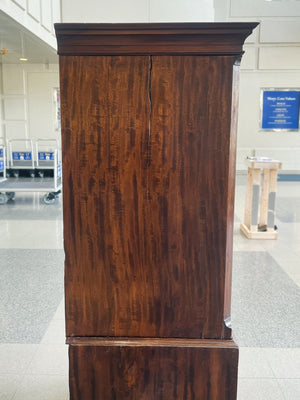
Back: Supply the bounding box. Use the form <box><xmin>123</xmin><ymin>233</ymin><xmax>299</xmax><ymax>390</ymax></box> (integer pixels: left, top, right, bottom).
<box><xmin>0</xmin><ymin>176</ymin><xmax>299</xmax><ymax>399</ymax></box>
<box><xmin>234</xmin><ymin>176</ymin><xmax>300</xmax><ymax>399</ymax></box>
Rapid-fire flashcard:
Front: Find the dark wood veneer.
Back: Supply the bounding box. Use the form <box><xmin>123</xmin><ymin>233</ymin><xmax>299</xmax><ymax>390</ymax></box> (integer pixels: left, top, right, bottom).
<box><xmin>55</xmin><ymin>22</ymin><xmax>257</xmax><ymax>56</ymax></box>
<box><xmin>69</xmin><ymin>340</ymin><xmax>238</xmax><ymax>400</ymax></box>
<box><xmin>56</xmin><ymin>22</ymin><xmax>258</xmax><ymax>400</ymax></box>
<box><xmin>61</xmin><ymin>54</ymin><xmax>236</xmax><ymax>339</ymax></box>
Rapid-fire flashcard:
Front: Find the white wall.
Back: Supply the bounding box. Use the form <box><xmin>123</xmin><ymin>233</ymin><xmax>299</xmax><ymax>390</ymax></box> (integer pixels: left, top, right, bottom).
<box><xmin>0</xmin><ymin>1</ymin><xmax>61</xmax><ymax>146</ymax></box>
<box><xmin>215</xmin><ymin>0</ymin><xmax>300</xmax><ymax>172</ymax></box>
<box><xmin>1</xmin><ymin>63</ymin><xmax>60</xmax><ymax>144</ymax></box>
<box><xmin>61</xmin><ymin>0</ymin><xmax>214</xmax><ymax>22</ymax></box>
<box><xmin>0</xmin><ymin>0</ymin><xmax>61</xmax><ymax>50</ymax></box>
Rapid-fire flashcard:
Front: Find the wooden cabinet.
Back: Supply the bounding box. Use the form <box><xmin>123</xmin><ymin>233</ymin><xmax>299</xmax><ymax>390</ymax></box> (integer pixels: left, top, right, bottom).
<box><xmin>55</xmin><ymin>22</ymin><xmax>258</xmax><ymax>400</ymax></box>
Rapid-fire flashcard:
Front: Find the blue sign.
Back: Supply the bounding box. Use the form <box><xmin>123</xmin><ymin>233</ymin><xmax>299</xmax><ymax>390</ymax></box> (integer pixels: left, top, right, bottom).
<box><xmin>57</xmin><ymin>164</ymin><xmax>62</xmax><ymax>177</ymax></box>
<box><xmin>38</xmin><ymin>152</ymin><xmax>54</xmax><ymax>161</ymax></box>
<box><xmin>0</xmin><ymin>160</ymin><xmax>4</xmax><ymax>171</ymax></box>
<box><xmin>262</xmin><ymin>90</ymin><xmax>300</xmax><ymax>130</ymax></box>
<box><xmin>0</xmin><ymin>149</ymin><xmax>3</xmax><ymax>157</ymax></box>
<box><xmin>12</xmin><ymin>152</ymin><xmax>32</xmax><ymax>161</ymax></box>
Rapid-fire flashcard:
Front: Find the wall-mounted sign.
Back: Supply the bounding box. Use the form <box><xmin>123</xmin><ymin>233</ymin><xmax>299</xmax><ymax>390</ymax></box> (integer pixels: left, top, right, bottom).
<box><xmin>53</xmin><ymin>88</ymin><xmax>61</xmax><ymax>132</ymax></box>
<box><xmin>261</xmin><ymin>89</ymin><xmax>300</xmax><ymax>131</ymax></box>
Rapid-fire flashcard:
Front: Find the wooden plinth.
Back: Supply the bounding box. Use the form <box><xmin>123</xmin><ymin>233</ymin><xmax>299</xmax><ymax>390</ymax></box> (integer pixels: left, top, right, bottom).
<box><xmin>68</xmin><ymin>338</ymin><xmax>238</xmax><ymax>400</ymax></box>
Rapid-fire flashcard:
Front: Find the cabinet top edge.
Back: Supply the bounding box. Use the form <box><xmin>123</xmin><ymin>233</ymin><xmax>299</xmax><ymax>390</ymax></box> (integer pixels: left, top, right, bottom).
<box><xmin>55</xmin><ymin>22</ymin><xmax>259</xmax><ymax>56</ymax></box>
<box><xmin>55</xmin><ymin>22</ymin><xmax>259</xmax><ymax>34</ymax></box>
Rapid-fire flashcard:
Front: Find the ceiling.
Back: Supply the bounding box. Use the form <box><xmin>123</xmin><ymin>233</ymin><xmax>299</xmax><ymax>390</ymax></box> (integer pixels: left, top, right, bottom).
<box><xmin>0</xmin><ymin>11</ymin><xmax>58</xmax><ymax>65</ymax></box>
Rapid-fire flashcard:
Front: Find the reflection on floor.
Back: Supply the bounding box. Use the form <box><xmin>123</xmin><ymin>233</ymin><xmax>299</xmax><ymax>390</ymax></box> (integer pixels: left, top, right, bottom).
<box><xmin>0</xmin><ymin>176</ymin><xmax>299</xmax><ymax>399</ymax></box>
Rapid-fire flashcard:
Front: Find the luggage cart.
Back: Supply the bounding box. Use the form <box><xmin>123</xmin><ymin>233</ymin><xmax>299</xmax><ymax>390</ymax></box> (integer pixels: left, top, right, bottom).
<box><xmin>7</xmin><ymin>139</ymin><xmax>35</xmax><ymax>178</ymax></box>
<box><xmin>0</xmin><ymin>144</ymin><xmax>6</xmax><ymax>182</ymax></box>
<box><xmin>35</xmin><ymin>139</ymin><xmax>62</xmax><ymax>178</ymax></box>
<box><xmin>0</xmin><ymin>149</ymin><xmax>62</xmax><ymax>204</ymax></box>
<box><xmin>0</xmin><ymin>138</ymin><xmax>7</xmax><ymax>172</ymax></box>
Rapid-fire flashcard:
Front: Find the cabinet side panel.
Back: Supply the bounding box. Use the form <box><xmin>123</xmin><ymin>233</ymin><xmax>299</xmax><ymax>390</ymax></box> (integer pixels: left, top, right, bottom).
<box><xmin>149</xmin><ymin>56</ymin><xmax>234</xmax><ymax>337</ymax></box>
<box><xmin>61</xmin><ymin>55</ymin><xmax>151</xmax><ymax>337</ymax></box>
<box><xmin>61</xmin><ymin>55</ymin><xmax>235</xmax><ymax>338</ymax></box>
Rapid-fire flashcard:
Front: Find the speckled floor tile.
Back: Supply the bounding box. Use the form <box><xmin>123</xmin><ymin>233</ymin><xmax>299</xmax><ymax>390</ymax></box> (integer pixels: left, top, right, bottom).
<box><xmin>292</xmin><ymin>274</ymin><xmax>300</xmax><ymax>287</ymax></box>
<box><xmin>41</xmin><ymin>319</ymin><xmax>66</xmax><ymax>345</ymax></box>
<box><xmin>277</xmin><ymin>379</ymin><xmax>300</xmax><ymax>400</ymax></box>
<box><xmin>232</xmin><ymin>252</ymin><xmax>300</xmax><ymax>348</ymax></box>
<box><xmin>27</xmin><ymin>344</ymin><xmax>68</xmax><ymax>376</ymax></box>
<box><xmin>0</xmin><ymin>249</ymin><xmax>64</xmax><ymax>343</ymax></box>
<box><xmin>238</xmin><ymin>347</ymin><xmax>275</xmax><ymax>378</ymax></box>
<box><xmin>0</xmin><ymin>344</ymin><xmax>38</xmax><ymax>374</ymax></box>
<box><xmin>237</xmin><ymin>378</ymin><xmax>284</xmax><ymax>400</ymax></box>
<box><xmin>13</xmin><ymin>374</ymin><xmax>68</xmax><ymax>400</ymax></box>
<box><xmin>0</xmin><ymin>374</ymin><xmax>21</xmax><ymax>400</ymax></box>
<box><xmin>0</xmin><ymin>220</ymin><xmax>63</xmax><ymax>249</ymax></box>
<box><xmin>52</xmin><ymin>298</ymin><xmax>65</xmax><ymax>321</ymax></box>
<box><xmin>263</xmin><ymin>348</ymin><xmax>300</xmax><ymax>379</ymax></box>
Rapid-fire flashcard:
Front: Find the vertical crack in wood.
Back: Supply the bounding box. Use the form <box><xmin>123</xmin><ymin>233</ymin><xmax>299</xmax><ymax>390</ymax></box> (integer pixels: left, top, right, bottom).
<box><xmin>146</xmin><ymin>55</ymin><xmax>153</xmax><ymax>199</ymax></box>
<box><xmin>148</xmin><ymin>55</ymin><xmax>152</xmax><ymax>167</ymax></box>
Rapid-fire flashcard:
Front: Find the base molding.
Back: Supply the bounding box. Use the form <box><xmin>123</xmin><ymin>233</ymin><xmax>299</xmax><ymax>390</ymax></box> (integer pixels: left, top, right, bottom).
<box><xmin>68</xmin><ymin>337</ymin><xmax>238</xmax><ymax>400</ymax></box>
<box><xmin>240</xmin><ymin>222</ymin><xmax>278</xmax><ymax>240</ymax></box>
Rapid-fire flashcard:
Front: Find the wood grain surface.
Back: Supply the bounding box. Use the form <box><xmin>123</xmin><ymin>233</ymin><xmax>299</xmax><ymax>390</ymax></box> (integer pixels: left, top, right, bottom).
<box><xmin>68</xmin><ymin>338</ymin><xmax>238</xmax><ymax>400</ymax></box>
<box><xmin>55</xmin><ymin>22</ymin><xmax>258</xmax><ymax>56</ymax></box>
<box><xmin>60</xmin><ymin>54</ymin><xmax>235</xmax><ymax>339</ymax></box>
<box><xmin>55</xmin><ymin>22</ymin><xmax>260</xmax><ymax>400</ymax></box>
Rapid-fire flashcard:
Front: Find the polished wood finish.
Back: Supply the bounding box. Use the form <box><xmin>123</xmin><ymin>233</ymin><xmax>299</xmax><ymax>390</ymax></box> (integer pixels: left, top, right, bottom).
<box><xmin>69</xmin><ymin>338</ymin><xmax>238</xmax><ymax>400</ymax></box>
<box><xmin>56</xmin><ymin>23</ymin><xmax>258</xmax><ymax>400</ymax></box>
<box><xmin>55</xmin><ymin>22</ymin><xmax>257</xmax><ymax>56</ymax></box>
<box><xmin>61</xmin><ymin>54</ymin><xmax>235</xmax><ymax>339</ymax></box>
